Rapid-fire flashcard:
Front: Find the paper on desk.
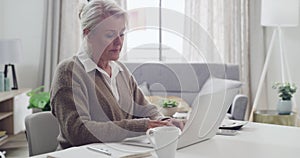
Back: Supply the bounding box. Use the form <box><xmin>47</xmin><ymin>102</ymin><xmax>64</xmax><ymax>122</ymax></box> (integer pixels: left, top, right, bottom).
<box><xmin>48</xmin><ymin>144</ymin><xmax>154</xmax><ymax>158</ymax></box>
<box><xmin>90</xmin><ymin>143</ymin><xmax>154</xmax><ymax>158</ymax></box>
<box><xmin>47</xmin><ymin>147</ymin><xmax>105</xmax><ymax>158</ymax></box>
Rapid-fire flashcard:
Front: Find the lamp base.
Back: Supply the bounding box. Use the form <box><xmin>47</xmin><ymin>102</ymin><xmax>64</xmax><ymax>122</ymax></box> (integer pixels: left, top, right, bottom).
<box><xmin>4</xmin><ymin>64</ymin><xmax>18</xmax><ymax>90</ymax></box>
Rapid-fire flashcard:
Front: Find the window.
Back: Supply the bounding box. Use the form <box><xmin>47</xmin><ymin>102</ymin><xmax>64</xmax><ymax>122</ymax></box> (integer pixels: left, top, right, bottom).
<box><xmin>123</xmin><ymin>0</ymin><xmax>185</xmax><ymax>62</ymax></box>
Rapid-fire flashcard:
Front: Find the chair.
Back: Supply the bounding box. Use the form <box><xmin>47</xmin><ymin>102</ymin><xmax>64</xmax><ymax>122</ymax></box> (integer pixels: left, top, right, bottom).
<box><xmin>25</xmin><ymin>111</ymin><xmax>59</xmax><ymax>156</ymax></box>
<box><xmin>228</xmin><ymin>94</ymin><xmax>248</xmax><ymax>121</ymax></box>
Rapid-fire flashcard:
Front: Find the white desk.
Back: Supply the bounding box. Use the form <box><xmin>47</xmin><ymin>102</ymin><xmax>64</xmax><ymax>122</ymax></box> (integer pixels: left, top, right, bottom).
<box><xmin>32</xmin><ymin>122</ymin><xmax>300</xmax><ymax>158</ymax></box>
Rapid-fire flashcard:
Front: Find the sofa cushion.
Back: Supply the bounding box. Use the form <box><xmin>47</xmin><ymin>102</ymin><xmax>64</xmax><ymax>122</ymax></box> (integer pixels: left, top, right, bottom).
<box><xmin>199</xmin><ymin>77</ymin><xmax>243</xmax><ymax>95</ymax></box>
<box><xmin>128</xmin><ymin>63</ymin><xmax>200</xmax><ymax>92</ymax></box>
<box><xmin>124</xmin><ymin>62</ymin><xmax>239</xmax><ymax>104</ymax></box>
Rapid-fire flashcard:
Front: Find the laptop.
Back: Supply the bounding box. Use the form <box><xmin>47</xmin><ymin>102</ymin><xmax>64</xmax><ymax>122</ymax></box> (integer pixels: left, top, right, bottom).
<box><xmin>123</xmin><ymin>80</ymin><xmax>241</xmax><ymax>149</ymax></box>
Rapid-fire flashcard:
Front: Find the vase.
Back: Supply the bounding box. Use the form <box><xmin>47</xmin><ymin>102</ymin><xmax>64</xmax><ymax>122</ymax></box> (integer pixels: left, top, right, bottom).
<box><xmin>160</xmin><ymin>107</ymin><xmax>178</xmax><ymax>117</ymax></box>
<box><xmin>277</xmin><ymin>100</ymin><xmax>292</xmax><ymax>115</ymax></box>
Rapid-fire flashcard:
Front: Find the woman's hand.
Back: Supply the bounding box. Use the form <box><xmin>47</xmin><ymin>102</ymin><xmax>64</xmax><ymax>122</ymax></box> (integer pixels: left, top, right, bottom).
<box><xmin>148</xmin><ymin>120</ymin><xmax>170</xmax><ymax>129</ymax></box>
<box><xmin>147</xmin><ymin>119</ymin><xmax>186</xmax><ymax>130</ymax></box>
<box><xmin>165</xmin><ymin>118</ymin><xmax>186</xmax><ymax>131</ymax></box>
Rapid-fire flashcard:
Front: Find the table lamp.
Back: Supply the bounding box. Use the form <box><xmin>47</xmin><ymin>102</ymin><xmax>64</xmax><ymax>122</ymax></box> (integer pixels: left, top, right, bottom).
<box><xmin>250</xmin><ymin>0</ymin><xmax>299</xmax><ymax>121</ymax></box>
<box><xmin>0</xmin><ymin>39</ymin><xmax>22</xmax><ymax>90</ymax></box>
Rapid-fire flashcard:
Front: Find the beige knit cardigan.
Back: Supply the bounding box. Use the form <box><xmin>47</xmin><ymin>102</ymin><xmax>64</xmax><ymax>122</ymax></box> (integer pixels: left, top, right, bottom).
<box><xmin>50</xmin><ymin>56</ymin><xmax>162</xmax><ymax>149</ymax></box>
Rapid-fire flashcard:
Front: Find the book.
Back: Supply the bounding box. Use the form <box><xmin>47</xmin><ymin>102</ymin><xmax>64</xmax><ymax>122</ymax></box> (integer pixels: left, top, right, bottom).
<box><xmin>0</xmin><ymin>131</ymin><xmax>6</xmax><ymax>137</ymax></box>
<box><xmin>0</xmin><ymin>134</ymin><xmax>8</xmax><ymax>142</ymax></box>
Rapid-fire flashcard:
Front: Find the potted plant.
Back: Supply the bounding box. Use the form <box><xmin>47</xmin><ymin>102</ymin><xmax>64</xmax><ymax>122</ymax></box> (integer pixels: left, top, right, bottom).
<box><xmin>27</xmin><ymin>86</ymin><xmax>51</xmax><ymax>111</ymax></box>
<box><xmin>160</xmin><ymin>99</ymin><xmax>178</xmax><ymax>116</ymax></box>
<box><xmin>272</xmin><ymin>82</ymin><xmax>297</xmax><ymax>114</ymax></box>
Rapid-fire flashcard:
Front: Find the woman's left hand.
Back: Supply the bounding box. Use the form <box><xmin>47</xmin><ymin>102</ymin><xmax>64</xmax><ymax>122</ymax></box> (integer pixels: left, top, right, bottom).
<box><xmin>166</xmin><ymin>118</ymin><xmax>186</xmax><ymax>131</ymax></box>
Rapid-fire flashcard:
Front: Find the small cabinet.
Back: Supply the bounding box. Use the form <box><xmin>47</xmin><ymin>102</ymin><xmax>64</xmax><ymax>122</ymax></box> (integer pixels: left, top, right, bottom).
<box><xmin>0</xmin><ymin>88</ymin><xmax>32</xmax><ymax>146</ymax></box>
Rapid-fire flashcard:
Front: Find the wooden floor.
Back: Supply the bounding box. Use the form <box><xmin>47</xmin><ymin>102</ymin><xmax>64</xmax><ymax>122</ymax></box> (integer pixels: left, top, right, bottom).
<box><xmin>0</xmin><ymin>132</ymin><xmax>29</xmax><ymax>158</ymax></box>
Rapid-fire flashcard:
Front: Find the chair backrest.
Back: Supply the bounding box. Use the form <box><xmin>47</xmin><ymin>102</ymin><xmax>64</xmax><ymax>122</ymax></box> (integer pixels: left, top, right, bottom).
<box><xmin>25</xmin><ymin>111</ymin><xmax>59</xmax><ymax>156</ymax></box>
<box><xmin>230</xmin><ymin>94</ymin><xmax>248</xmax><ymax>120</ymax></box>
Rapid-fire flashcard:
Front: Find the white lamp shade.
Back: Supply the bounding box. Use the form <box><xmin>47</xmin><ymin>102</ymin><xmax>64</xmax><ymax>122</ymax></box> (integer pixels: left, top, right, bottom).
<box><xmin>261</xmin><ymin>0</ymin><xmax>299</xmax><ymax>27</ymax></box>
<box><xmin>0</xmin><ymin>39</ymin><xmax>22</xmax><ymax>64</ymax></box>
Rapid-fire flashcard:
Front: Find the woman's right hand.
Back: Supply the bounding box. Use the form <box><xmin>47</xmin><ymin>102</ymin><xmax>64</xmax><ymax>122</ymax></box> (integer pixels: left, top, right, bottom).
<box><xmin>147</xmin><ymin>120</ymin><xmax>170</xmax><ymax>129</ymax></box>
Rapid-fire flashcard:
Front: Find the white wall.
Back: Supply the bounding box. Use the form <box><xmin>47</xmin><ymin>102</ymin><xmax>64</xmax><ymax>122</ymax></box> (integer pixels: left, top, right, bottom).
<box><xmin>0</xmin><ymin>3</ymin><xmax>4</xmax><ymax>37</ymax></box>
<box><xmin>265</xmin><ymin>15</ymin><xmax>300</xmax><ymax>113</ymax></box>
<box><xmin>0</xmin><ymin>0</ymin><xmax>45</xmax><ymax>89</ymax></box>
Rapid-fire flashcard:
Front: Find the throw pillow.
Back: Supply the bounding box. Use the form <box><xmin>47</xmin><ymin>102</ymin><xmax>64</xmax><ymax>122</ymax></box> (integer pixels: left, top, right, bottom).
<box><xmin>199</xmin><ymin>77</ymin><xmax>242</xmax><ymax>95</ymax></box>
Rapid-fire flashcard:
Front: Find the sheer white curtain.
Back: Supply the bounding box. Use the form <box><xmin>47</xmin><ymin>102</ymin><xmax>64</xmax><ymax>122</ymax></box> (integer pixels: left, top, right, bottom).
<box><xmin>40</xmin><ymin>0</ymin><xmax>84</xmax><ymax>91</ymax></box>
<box><xmin>248</xmin><ymin>0</ymin><xmax>268</xmax><ymax>119</ymax></box>
<box><xmin>184</xmin><ymin>0</ymin><xmax>252</xmax><ymax>118</ymax></box>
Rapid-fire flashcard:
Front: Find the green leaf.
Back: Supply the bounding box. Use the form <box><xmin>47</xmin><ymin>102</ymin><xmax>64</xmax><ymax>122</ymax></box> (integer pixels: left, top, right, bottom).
<box><xmin>162</xmin><ymin>99</ymin><xmax>178</xmax><ymax>108</ymax></box>
<box><xmin>27</xmin><ymin>86</ymin><xmax>45</xmax><ymax>97</ymax></box>
<box><xmin>29</xmin><ymin>92</ymin><xmax>50</xmax><ymax>109</ymax></box>
<box><xmin>273</xmin><ymin>82</ymin><xmax>297</xmax><ymax>100</ymax></box>
<box><xmin>26</xmin><ymin>86</ymin><xmax>51</xmax><ymax>111</ymax></box>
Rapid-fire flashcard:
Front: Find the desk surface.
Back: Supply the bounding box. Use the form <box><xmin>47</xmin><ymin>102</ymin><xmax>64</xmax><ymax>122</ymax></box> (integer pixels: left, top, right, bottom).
<box><xmin>32</xmin><ymin>122</ymin><xmax>300</xmax><ymax>158</ymax></box>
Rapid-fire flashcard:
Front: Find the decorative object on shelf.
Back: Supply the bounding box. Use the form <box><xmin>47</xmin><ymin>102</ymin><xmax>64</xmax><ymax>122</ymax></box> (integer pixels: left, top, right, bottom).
<box><xmin>3</xmin><ymin>78</ymin><xmax>10</xmax><ymax>92</ymax></box>
<box><xmin>0</xmin><ymin>72</ymin><xmax>3</xmax><ymax>92</ymax></box>
<box><xmin>27</xmin><ymin>86</ymin><xmax>50</xmax><ymax>111</ymax></box>
<box><xmin>272</xmin><ymin>82</ymin><xmax>297</xmax><ymax>114</ymax></box>
<box><xmin>160</xmin><ymin>99</ymin><xmax>178</xmax><ymax>116</ymax></box>
<box><xmin>0</xmin><ymin>39</ymin><xmax>22</xmax><ymax>90</ymax></box>
<box><xmin>250</xmin><ymin>0</ymin><xmax>299</xmax><ymax>120</ymax></box>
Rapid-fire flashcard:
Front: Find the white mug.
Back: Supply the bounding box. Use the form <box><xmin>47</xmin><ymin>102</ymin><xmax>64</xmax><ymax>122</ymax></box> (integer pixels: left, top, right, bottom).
<box><xmin>146</xmin><ymin>126</ymin><xmax>181</xmax><ymax>158</ymax></box>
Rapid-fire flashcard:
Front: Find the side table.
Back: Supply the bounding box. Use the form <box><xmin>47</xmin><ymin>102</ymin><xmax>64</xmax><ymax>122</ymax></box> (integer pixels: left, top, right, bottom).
<box><xmin>253</xmin><ymin>110</ymin><xmax>296</xmax><ymax>126</ymax></box>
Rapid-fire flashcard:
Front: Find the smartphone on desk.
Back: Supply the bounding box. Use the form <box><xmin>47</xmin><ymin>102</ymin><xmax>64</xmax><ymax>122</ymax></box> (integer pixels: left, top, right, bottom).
<box><xmin>216</xmin><ymin>129</ymin><xmax>238</xmax><ymax>136</ymax></box>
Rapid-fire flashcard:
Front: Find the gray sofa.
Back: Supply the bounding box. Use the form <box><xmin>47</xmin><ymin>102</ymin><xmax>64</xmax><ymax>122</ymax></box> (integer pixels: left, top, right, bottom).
<box><xmin>124</xmin><ymin>62</ymin><xmax>239</xmax><ymax>105</ymax></box>
<box><xmin>124</xmin><ymin>62</ymin><xmax>247</xmax><ymax>120</ymax></box>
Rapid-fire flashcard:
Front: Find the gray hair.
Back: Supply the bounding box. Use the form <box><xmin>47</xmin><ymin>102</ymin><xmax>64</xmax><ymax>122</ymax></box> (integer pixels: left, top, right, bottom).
<box><xmin>79</xmin><ymin>0</ymin><xmax>127</xmax><ymax>37</ymax></box>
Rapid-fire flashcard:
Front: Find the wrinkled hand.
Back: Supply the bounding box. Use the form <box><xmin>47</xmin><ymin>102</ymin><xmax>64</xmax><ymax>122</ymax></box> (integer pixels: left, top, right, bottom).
<box><xmin>165</xmin><ymin>118</ymin><xmax>185</xmax><ymax>131</ymax></box>
<box><xmin>148</xmin><ymin>120</ymin><xmax>170</xmax><ymax>129</ymax></box>
<box><xmin>147</xmin><ymin>119</ymin><xmax>186</xmax><ymax>130</ymax></box>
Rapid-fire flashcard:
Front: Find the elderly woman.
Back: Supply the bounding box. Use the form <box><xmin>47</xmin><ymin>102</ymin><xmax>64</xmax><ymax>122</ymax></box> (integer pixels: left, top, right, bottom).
<box><xmin>50</xmin><ymin>0</ymin><xmax>182</xmax><ymax>149</ymax></box>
